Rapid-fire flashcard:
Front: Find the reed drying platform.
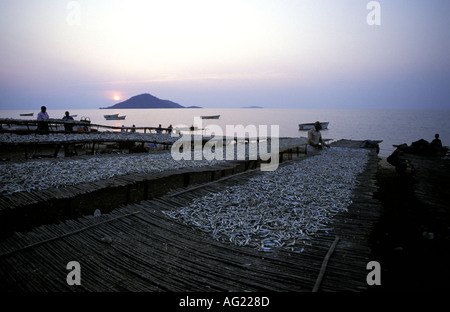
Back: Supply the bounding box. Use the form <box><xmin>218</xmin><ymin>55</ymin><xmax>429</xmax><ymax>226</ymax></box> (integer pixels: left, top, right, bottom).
<box><xmin>0</xmin><ymin>138</ymin><xmax>307</xmax><ymax>237</ymax></box>
<box><xmin>0</xmin><ymin>139</ymin><xmax>382</xmax><ymax>292</ymax></box>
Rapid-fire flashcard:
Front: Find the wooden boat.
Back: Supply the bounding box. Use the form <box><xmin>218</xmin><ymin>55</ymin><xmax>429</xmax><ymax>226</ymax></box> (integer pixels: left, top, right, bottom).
<box><xmin>20</xmin><ymin>113</ymin><xmax>34</xmax><ymax>116</ymax></box>
<box><xmin>173</xmin><ymin>126</ymin><xmax>204</xmax><ymax>134</ymax></box>
<box><xmin>104</xmin><ymin>114</ymin><xmax>119</xmax><ymax>119</ymax></box>
<box><xmin>200</xmin><ymin>115</ymin><xmax>220</xmax><ymax>119</ymax></box>
<box><xmin>299</xmin><ymin>121</ymin><xmax>329</xmax><ymax>131</ymax></box>
<box><xmin>105</xmin><ymin>115</ymin><xmax>126</xmax><ymax>120</ymax></box>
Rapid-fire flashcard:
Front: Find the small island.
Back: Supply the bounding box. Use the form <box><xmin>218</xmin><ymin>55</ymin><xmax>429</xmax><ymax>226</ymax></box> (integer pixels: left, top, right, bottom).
<box><xmin>100</xmin><ymin>93</ymin><xmax>201</xmax><ymax>109</ymax></box>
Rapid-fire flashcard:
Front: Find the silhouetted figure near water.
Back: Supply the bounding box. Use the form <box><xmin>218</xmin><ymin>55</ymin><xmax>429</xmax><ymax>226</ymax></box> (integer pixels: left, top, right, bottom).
<box><xmin>387</xmin><ymin>143</ymin><xmax>408</xmax><ymax>174</ymax></box>
<box><xmin>431</xmin><ymin>134</ymin><xmax>442</xmax><ymax>149</ymax></box>
<box><xmin>37</xmin><ymin>106</ymin><xmax>49</xmax><ymax>132</ymax></box>
<box><xmin>387</xmin><ymin>135</ymin><xmax>446</xmax><ymax>174</ymax></box>
<box><xmin>62</xmin><ymin>111</ymin><xmax>74</xmax><ymax>132</ymax></box>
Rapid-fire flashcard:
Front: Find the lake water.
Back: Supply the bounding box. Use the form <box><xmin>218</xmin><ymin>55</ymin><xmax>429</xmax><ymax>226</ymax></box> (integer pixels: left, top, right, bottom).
<box><xmin>2</xmin><ymin>108</ymin><xmax>449</xmax><ymax>158</ymax></box>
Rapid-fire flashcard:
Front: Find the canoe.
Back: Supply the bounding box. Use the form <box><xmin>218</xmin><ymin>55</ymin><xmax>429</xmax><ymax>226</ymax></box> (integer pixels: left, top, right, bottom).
<box><xmin>105</xmin><ymin>114</ymin><xmax>126</xmax><ymax>120</ymax></box>
<box><xmin>200</xmin><ymin>115</ymin><xmax>220</xmax><ymax>119</ymax></box>
<box><xmin>104</xmin><ymin>114</ymin><xmax>119</xmax><ymax>119</ymax></box>
<box><xmin>299</xmin><ymin>122</ymin><xmax>329</xmax><ymax>131</ymax></box>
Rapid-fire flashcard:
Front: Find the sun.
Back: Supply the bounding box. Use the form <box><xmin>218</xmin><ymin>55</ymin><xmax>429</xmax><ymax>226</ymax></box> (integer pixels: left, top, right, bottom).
<box><xmin>113</xmin><ymin>95</ymin><xmax>120</xmax><ymax>101</ymax></box>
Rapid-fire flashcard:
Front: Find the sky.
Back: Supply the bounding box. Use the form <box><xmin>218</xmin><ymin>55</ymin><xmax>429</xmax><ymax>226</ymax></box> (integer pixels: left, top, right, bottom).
<box><xmin>0</xmin><ymin>0</ymin><xmax>449</xmax><ymax>110</ymax></box>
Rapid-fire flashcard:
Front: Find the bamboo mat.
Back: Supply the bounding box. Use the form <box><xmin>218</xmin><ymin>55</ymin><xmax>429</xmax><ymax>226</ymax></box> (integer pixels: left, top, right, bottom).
<box><xmin>0</xmin><ymin>140</ymin><xmax>382</xmax><ymax>292</ymax></box>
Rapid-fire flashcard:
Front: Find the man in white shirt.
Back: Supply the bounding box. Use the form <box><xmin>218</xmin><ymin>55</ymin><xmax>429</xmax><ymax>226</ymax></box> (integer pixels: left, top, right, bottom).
<box><xmin>37</xmin><ymin>106</ymin><xmax>49</xmax><ymax>120</ymax></box>
<box><xmin>37</xmin><ymin>106</ymin><xmax>49</xmax><ymax>131</ymax></box>
<box><xmin>307</xmin><ymin>121</ymin><xmax>330</xmax><ymax>149</ymax></box>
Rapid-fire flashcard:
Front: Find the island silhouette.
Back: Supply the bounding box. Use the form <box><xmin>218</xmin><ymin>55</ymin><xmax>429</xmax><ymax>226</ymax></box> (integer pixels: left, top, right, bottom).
<box><xmin>100</xmin><ymin>93</ymin><xmax>201</xmax><ymax>109</ymax></box>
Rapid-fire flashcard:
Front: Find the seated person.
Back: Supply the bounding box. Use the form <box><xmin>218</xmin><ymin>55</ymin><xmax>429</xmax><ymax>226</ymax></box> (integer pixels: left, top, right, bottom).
<box><xmin>62</xmin><ymin>111</ymin><xmax>74</xmax><ymax>132</ymax></box>
<box><xmin>307</xmin><ymin>121</ymin><xmax>330</xmax><ymax>149</ymax></box>
<box><xmin>431</xmin><ymin>133</ymin><xmax>442</xmax><ymax>149</ymax></box>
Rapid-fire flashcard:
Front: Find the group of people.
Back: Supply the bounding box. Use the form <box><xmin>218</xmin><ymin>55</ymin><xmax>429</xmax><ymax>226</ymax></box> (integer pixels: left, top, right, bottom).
<box><xmin>35</xmin><ymin>112</ymin><xmax>336</xmax><ymax>145</ymax></box>
<box><xmin>36</xmin><ymin>106</ymin><xmax>75</xmax><ymax>132</ymax></box>
<box><xmin>387</xmin><ymin>133</ymin><xmax>444</xmax><ymax>174</ymax></box>
<box><xmin>120</xmin><ymin>124</ymin><xmax>173</xmax><ymax>134</ymax></box>
<box><xmin>157</xmin><ymin>124</ymin><xmax>173</xmax><ymax>134</ymax></box>
<box><xmin>35</xmin><ymin>109</ymin><xmax>444</xmax><ymax>156</ymax></box>
<box><xmin>307</xmin><ymin>120</ymin><xmax>443</xmax><ymax>151</ymax></box>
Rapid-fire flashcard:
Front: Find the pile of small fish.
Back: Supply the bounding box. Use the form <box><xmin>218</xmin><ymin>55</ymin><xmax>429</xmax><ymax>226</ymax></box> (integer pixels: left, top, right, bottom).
<box><xmin>163</xmin><ymin>147</ymin><xmax>369</xmax><ymax>253</ymax></box>
<box><xmin>0</xmin><ymin>152</ymin><xmax>226</xmax><ymax>195</ymax></box>
<box><xmin>174</xmin><ymin>137</ymin><xmax>307</xmax><ymax>161</ymax></box>
<box><xmin>0</xmin><ymin>133</ymin><xmax>304</xmax><ymax>150</ymax></box>
<box><xmin>0</xmin><ymin>132</ymin><xmax>178</xmax><ymax>145</ymax></box>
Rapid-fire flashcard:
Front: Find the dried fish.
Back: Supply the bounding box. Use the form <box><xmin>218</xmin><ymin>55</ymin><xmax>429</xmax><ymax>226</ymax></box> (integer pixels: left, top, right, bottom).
<box><xmin>0</xmin><ymin>152</ymin><xmax>227</xmax><ymax>195</ymax></box>
<box><xmin>163</xmin><ymin>148</ymin><xmax>369</xmax><ymax>253</ymax></box>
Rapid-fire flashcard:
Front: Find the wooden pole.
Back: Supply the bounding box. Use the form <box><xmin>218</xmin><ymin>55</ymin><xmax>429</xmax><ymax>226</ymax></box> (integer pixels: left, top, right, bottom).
<box><xmin>312</xmin><ymin>236</ymin><xmax>340</xmax><ymax>292</ymax></box>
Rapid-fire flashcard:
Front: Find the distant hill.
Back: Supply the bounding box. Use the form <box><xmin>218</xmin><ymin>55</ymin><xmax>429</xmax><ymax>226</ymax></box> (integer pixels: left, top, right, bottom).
<box><xmin>101</xmin><ymin>93</ymin><xmax>184</xmax><ymax>109</ymax></box>
<box><xmin>241</xmin><ymin>106</ymin><xmax>263</xmax><ymax>108</ymax></box>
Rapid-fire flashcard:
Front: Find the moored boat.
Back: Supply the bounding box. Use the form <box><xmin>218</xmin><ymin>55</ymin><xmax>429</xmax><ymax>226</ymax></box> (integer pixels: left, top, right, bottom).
<box><xmin>200</xmin><ymin>115</ymin><xmax>220</xmax><ymax>119</ymax></box>
<box><xmin>105</xmin><ymin>115</ymin><xmax>126</xmax><ymax>120</ymax></box>
<box><xmin>20</xmin><ymin>113</ymin><xmax>34</xmax><ymax>116</ymax></box>
<box><xmin>299</xmin><ymin>121</ymin><xmax>329</xmax><ymax>130</ymax></box>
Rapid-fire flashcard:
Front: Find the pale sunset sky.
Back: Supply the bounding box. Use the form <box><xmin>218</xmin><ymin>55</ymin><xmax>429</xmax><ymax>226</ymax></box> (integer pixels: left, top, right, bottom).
<box><xmin>0</xmin><ymin>0</ymin><xmax>449</xmax><ymax>110</ymax></box>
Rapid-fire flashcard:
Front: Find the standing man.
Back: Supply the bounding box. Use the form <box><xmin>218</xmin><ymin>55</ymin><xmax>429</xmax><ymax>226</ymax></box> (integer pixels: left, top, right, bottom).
<box><xmin>307</xmin><ymin>121</ymin><xmax>330</xmax><ymax>149</ymax></box>
<box><xmin>431</xmin><ymin>133</ymin><xmax>442</xmax><ymax>149</ymax></box>
<box><xmin>37</xmin><ymin>106</ymin><xmax>49</xmax><ymax>132</ymax></box>
<box><xmin>431</xmin><ymin>133</ymin><xmax>443</xmax><ymax>155</ymax></box>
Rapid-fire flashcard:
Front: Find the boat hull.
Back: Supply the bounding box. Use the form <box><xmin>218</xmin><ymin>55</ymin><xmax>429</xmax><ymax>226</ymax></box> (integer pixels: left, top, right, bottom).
<box><xmin>299</xmin><ymin>122</ymin><xmax>329</xmax><ymax>130</ymax></box>
<box><xmin>105</xmin><ymin>116</ymin><xmax>126</xmax><ymax>120</ymax></box>
<box><xmin>104</xmin><ymin>114</ymin><xmax>119</xmax><ymax>119</ymax></box>
<box><xmin>200</xmin><ymin>115</ymin><xmax>220</xmax><ymax>119</ymax></box>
